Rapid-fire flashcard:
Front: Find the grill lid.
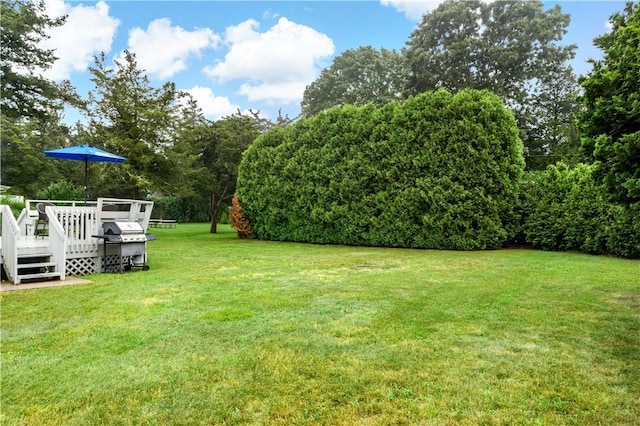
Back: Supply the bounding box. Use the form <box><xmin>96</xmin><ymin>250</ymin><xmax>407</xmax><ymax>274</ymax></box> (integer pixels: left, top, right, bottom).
<box><xmin>103</xmin><ymin>221</ymin><xmax>145</xmax><ymax>235</ymax></box>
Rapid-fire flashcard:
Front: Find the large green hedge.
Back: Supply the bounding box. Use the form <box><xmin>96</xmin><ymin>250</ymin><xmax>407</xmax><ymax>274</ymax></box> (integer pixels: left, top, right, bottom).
<box><xmin>237</xmin><ymin>89</ymin><xmax>525</xmax><ymax>250</ymax></box>
<box><xmin>522</xmin><ymin>163</ymin><xmax>640</xmax><ymax>258</ymax></box>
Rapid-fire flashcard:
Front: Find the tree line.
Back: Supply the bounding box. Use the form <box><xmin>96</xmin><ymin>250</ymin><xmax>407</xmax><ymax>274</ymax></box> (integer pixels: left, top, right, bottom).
<box><xmin>2</xmin><ymin>0</ymin><xmax>638</xmax><ymax>248</ymax></box>
<box><xmin>1</xmin><ymin>0</ymin><xmax>290</xmax><ymax>232</ymax></box>
<box><xmin>302</xmin><ymin>0</ymin><xmax>582</xmax><ymax>171</ymax></box>
<box><xmin>233</xmin><ymin>1</ymin><xmax>639</xmax><ymax>258</ymax></box>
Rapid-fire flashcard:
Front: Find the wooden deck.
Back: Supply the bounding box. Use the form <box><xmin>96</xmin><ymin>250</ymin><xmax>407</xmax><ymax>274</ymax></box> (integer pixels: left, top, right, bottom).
<box><xmin>1</xmin><ymin>198</ymin><xmax>154</xmax><ymax>284</ymax></box>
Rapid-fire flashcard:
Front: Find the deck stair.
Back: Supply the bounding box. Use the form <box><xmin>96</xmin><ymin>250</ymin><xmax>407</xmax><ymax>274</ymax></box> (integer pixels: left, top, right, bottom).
<box><xmin>15</xmin><ymin>240</ymin><xmax>62</xmax><ymax>284</ymax></box>
<box><xmin>16</xmin><ymin>254</ymin><xmax>61</xmax><ymax>283</ymax></box>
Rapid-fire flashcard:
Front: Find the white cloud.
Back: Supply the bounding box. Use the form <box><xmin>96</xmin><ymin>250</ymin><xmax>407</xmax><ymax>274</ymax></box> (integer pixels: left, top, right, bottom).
<box><xmin>380</xmin><ymin>0</ymin><xmax>442</xmax><ymax>21</ymax></box>
<box><xmin>262</xmin><ymin>9</ymin><xmax>281</xmax><ymax>21</ymax></box>
<box><xmin>40</xmin><ymin>0</ymin><xmax>119</xmax><ymax>80</ymax></box>
<box><xmin>124</xmin><ymin>18</ymin><xmax>220</xmax><ymax>80</ymax></box>
<box><xmin>204</xmin><ymin>17</ymin><xmax>334</xmax><ymax>103</ymax></box>
<box><xmin>381</xmin><ymin>0</ymin><xmax>494</xmax><ymax>21</ymax></box>
<box><xmin>183</xmin><ymin>86</ymin><xmax>239</xmax><ymax>120</ymax></box>
<box><xmin>238</xmin><ymin>81</ymin><xmax>309</xmax><ymax>104</ymax></box>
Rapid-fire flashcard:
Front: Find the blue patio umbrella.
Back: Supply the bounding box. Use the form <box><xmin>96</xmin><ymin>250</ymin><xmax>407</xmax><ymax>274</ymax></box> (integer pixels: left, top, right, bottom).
<box><xmin>44</xmin><ymin>144</ymin><xmax>127</xmax><ymax>205</ymax></box>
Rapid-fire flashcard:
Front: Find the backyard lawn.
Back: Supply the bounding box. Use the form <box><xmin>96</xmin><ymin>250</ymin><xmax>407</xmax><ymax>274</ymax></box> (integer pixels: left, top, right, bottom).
<box><xmin>1</xmin><ymin>223</ymin><xmax>638</xmax><ymax>425</ymax></box>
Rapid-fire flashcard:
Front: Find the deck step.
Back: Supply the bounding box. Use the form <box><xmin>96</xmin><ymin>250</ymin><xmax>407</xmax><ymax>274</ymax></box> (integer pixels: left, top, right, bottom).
<box><xmin>16</xmin><ymin>272</ymin><xmax>62</xmax><ymax>281</ymax></box>
<box><xmin>18</xmin><ymin>253</ymin><xmax>53</xmax><ymax>260</ymax></box>
<box><xmin>17</xmin><ymin>252</ymin><xmax>53</xmax><ymax>260</ymax></box>
<box><xmin>18</xmin><ymin>252</ymin><xmax>53</xmax><ymax>258</ymax></box>
<box><xmin>17</xmin><ymin>261</ymin><xmax>56</xmax><ymax>269</ymax></box>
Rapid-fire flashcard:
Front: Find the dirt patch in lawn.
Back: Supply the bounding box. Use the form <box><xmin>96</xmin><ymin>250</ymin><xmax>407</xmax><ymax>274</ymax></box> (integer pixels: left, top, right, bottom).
<box><xmin>608</xmin><ymin>291</ymin><xmax>640</xmax><ymax>310</ymax></box>
<box><xmin>1</xmin><ymin>277</ymin><xmax>92</xmax><ymax>292</ymax></box>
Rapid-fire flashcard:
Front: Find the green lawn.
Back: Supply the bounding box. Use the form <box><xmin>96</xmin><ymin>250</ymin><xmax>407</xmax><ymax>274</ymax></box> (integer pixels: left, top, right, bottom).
<box><xmin>1</xmin><ymin>223</ymin><xmax>638</xmax><ymax>425</ymax></box>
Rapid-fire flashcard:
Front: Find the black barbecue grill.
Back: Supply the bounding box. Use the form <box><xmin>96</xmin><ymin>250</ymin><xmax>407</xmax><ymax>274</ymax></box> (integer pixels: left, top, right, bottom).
<box><xmin>94</xmin><ymin>221</ymin><xmax>156</xmax><ymax>272</ymax></box>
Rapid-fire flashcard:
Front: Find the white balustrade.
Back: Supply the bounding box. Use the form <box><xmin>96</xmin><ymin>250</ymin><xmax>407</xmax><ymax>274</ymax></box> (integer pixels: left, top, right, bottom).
<box><xmin>46</xmin><ymin>206</ymin><xmax>67</xmax><ymax>281</ymax></box>
<box><xmin>1</xmin><ymin>205</ymin><xmax>21</xmax><ymax>283</ymax></box>
<box><xmin>51</xmin><ymin>206</ymin><xmax>100</xmax><ymax>258</ymax></box>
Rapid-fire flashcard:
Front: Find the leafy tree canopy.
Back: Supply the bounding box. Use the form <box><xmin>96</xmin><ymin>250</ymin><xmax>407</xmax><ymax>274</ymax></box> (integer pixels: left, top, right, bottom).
<box><xmin>405</xmin><ymin>0</ymin><xmax>574</xmax><ymax>103</ymax></box>
<box><xmin>188</xmin><ymin>111</ymin><xmax>263</xmax><ymax>233</ymax></box>
<box><xmin>404</xmin><ymin>0</ymin><xmax>579</xmax><ymax>169</ymax></box>
<box><xmin>0</xmin><ymin>114</ymin><xmax>71</xmax><ymax>196</ymax></box>
<box><xmin>85</xmin><ymin>51</ymin><xmax>193</xmax><ymax>199</ymax></box>
<box><xmin>579</xmin><ymin>1</ymin><xmax>640</xmax><ymax>205</ymax></box>
<box><xmin>0</xmin><ymin>0</ymin><xmax>73</xmax><ymax>121</ymax></box>
<box><xmin>301</xmin><ymin>46</ymin><xmax>407</xmax><ymax>117</ymax></box>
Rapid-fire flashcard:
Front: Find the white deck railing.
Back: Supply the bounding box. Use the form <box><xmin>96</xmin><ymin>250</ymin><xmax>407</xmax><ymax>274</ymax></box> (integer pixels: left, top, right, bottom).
<box><xmin>25</xmin><ymin>199</ymin><xmax>96</xmax><ymax>215</ymax></box>
<box><xmin>51</xmin><ymin>206</ymin><xmax>100</xmax><ymax>259</ymax></box>
<box><xmin>46</xmin><ymin>206</ymin><xmax>67</xmax><ymax>281</ymax></box>
<box><xmin>16</xmin><ymin>208</ymin><xmax>29</xmax><ymax>235</ymax></box>
<box><xmin>96</xmin><ymin>198</ymin><xmax>154</xmax><ymax>231</ymax></box>
<box><xmin>1</xmin><ymin>205</ymin><xmax>21</xmax><ymax>283</ymax></box>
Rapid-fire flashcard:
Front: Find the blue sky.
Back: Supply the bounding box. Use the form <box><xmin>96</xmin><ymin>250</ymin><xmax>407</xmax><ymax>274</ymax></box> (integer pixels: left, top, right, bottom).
<box><xmin>39</xmin><ymin>1</ymin><xmax>627</xmax><ymax>124</ymax></box>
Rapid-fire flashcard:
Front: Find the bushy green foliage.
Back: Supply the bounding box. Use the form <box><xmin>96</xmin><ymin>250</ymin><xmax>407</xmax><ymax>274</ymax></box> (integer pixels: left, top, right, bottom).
<box><xmin>404</xmin><ymin>0</ymin><xmax>579</xmax><ymax>171</ymax></box>
<box><xmin>0</xmin><ymin>195</ymin><xmax>25</xmax><ymax>218</ymax></box>
<box><xmin>579</xmin><ymin>2</ymin><xmax>640</xmax><ymax>205</ymax></box>
<box><xmin>1</xmin><ymin>0</ymin><xmax>69</xmax><ymax>122</ymax></box>
<box><xmin>522</xmin><ymin>163</ymin><xmax>640</xmax><ymax>258</ymax></box>
<box><xmin>35</xmin><ymin>180</ymin><xmax>84</xmax><ymax>201</ymax></box>
<box><xmin>301</xmin><ymin>46</ymin><xmax>407</xmax><ymax>116</ymax></box>
<box><xmin>237</xmin><ymin>89</ymin><xmax>524</xmax><ymax>250</ymax></box>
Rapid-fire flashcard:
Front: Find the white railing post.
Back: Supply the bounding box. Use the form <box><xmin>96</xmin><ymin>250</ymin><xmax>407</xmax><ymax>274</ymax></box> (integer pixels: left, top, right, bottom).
<box><xmin>1</xmin><ymin>205</ymin><xmax>22</xmax><ymax>283</ymax></box>
<box><xmin>47</xmin><ymin>206</ymin><xmax>67</xmax><ymax>281</ymax></box>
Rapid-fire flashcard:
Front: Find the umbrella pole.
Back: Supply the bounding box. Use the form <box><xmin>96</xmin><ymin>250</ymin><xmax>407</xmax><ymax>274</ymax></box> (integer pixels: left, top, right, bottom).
<box><xmin>84</xmin><ymin>158</ymin><xmax>88</xmax><ymax>206</ymax></box>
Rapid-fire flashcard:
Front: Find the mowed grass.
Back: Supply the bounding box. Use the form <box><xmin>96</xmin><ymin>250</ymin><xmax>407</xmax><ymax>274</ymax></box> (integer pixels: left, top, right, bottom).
<box><xmin>1</xmin><ymin>223</ymin><xmax>638</xmax><ymax>425</ymax></box>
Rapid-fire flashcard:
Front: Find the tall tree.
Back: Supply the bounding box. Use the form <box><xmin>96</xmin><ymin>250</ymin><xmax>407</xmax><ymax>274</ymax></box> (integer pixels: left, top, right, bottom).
<box><xmin>404</xmin><ymin>0</ymin><xmax>579</xmax><ymax>169</ymax></box>
<box><xmin>85</xmin><ymin>51</ymin><xmax>187</xmax><ymax>199</ymax></box>
<box><xmin>520</xmin><ymin>58</ymin><xmax>583</xmax><ymax>169</ymax></box>
<box><xmin>191</xmin><ymin>112</ymin><xmax>262</xmax><ymax>233</ymax></box>
<box><xmin>0</xmin><ymin>115</ymin><xmax>71</xmax><ymax>196</ymax></box>
<box><xmin>301</xmin><ymin>46</ymin><xmax>407</xmax><ymax>117</ymax></box>
<box><xmin>0</xmin><ymin>0</ymin><xmax>70</xmax><ymax>121</ymax></box>
<box><xmin>0</xmin><ymin>0</ymin><xmax>81</xmax><ymax>195</ymax></box>
<box><xmin>579</xmin><ymin>1</ymin><xmax>640</xmax><ymax>205</ymax></box>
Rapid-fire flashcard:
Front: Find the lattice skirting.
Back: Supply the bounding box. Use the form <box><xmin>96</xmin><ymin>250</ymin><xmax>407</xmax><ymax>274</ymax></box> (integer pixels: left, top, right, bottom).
<box><xmin>66</xmin><ymin>257</ymin><xmax>99</xmax><ymax>276</ymax></box>
<box><xmin>64</xmin><ymin>255</ymin><xmax>138</xmax><ymax>275</ymax></box>
<box><xmin>103</xmin><ymin>255</ymin><xmax>133</xmax><ymax>273</ymax></box>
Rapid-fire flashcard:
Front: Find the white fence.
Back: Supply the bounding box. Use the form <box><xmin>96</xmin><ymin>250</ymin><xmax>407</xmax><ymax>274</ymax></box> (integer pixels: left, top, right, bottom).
<box><xmin>50</xmin><ymin>206</ymin><xmax>99</xmax><ymax>260</ymax></box>
<box><xmin>47</xmin><ymin>206</ymin><xmax>67</xmax><ymax>281</ymax></box>
<box><xmin>1</xmin><ymin>205</ymin><xmax>21</xmax><ymax>283</ymax></box>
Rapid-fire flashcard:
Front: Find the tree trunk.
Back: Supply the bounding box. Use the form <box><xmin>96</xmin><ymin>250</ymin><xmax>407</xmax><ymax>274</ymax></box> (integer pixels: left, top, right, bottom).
<box><xmin>209</xmin><ymin>194</ymin><xmax>218</xmax><ymax>233</ymax></box>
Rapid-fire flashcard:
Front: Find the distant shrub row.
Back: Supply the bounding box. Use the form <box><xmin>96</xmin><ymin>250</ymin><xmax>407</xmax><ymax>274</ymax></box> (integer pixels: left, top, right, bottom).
<box><xmin>237</xmin><ymin>89</ymin><xmax>525</xmax><ymax>250</ymax></box>
<box><xmin>148</xmin><ymin>196</ymin><xmax>211</xmax><ymax>223</ymax></box>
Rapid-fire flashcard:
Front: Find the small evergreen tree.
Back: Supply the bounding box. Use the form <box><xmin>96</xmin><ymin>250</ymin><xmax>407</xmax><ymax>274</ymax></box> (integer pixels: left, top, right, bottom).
<box><xmin>229</xmin><ymin>195</ymin><xmax>252</xmax><ymax>239</ymax></box>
